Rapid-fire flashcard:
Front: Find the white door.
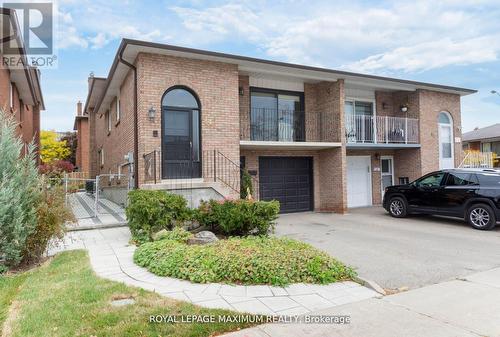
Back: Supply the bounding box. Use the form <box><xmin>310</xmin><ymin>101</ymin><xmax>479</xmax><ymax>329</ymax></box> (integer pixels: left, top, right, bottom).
<box><xmin>347</xmin><ymin>156</ymin><xmax>372</xmax><ymax>208</ymax></box>
<box><xmin>438</xmin><ymin>112</ymin><xmax>454</xmax><ymax>169</ymax></box>
<box><xmin>381</xmin><ymin>156</ymin><xmax>394</xmax><ymax>198</ymax></box>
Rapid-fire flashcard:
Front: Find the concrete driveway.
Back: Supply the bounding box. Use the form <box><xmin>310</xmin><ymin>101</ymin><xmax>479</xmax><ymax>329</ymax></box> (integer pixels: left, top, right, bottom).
<box><xmin>275</xmin><ymin>207</ymin><xmax>500</xmax><ymax>290</ymax></box>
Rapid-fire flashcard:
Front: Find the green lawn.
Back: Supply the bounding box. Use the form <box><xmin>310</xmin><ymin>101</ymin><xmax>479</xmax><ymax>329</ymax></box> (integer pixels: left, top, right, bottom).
<box><xmin>0</xmin><ymin>250</ymin><xmax>256</xmax><ymax>337</ymax></box>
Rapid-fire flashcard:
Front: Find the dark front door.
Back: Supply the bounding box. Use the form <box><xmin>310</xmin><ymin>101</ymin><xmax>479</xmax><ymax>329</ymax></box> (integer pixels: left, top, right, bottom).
<box><xmin>162</xmin><ymin>107</ymin><xmax>200</xmax><ymax>179</ymax></box>
<box><xmin>259</xmin><ymin>157</ymin><xmax>313</xmax><ymax>213</ymax></box>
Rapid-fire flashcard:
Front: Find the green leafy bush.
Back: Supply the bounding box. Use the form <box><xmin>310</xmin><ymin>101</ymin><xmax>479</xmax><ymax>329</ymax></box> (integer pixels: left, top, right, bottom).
<box><xmin>153</xmin><ymin>227</ymin><xmax>193</xmax><ymax>243</ymax></box>
<box><xmin>23</xmin><ymin>185</ymin><xmax>74</xmax><ymax>263</ymax></box>
<box><xmin>0</xmin><ymin>110</ymin><xmax>41</xmax><ymax>269</ymax></box>
<box><xmin>134</xmin><ymin>236</ymin><xmax>355</xmax><ymax>286</ymax></box>
<box><xmin>126</xmin><ymin>190</ymin><xmax>190</xmax><ymax>243</ymax></box>
<box><xmin>196</xmin><ymin>199</ymin><xmax>279</xmax><ymax>236</ymax></box>
<box><xmin>240</xmin><ymin>170</ymin><xmax>253</xmax><ymax>199</ymax></box>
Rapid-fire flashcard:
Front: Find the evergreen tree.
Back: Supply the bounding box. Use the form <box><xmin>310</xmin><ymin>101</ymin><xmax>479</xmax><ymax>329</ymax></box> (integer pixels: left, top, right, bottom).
<box><xmin>0</xmin><ymin>109</ymin><xmax>41</xmax><ymax>268</ymax></box>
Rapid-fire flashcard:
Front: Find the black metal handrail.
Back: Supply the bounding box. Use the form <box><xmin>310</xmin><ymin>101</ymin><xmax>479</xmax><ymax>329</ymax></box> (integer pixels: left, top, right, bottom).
<box><xmin>142</xmin><ymin>149</ymin><xmax>259</xmax><ymax>199</ymax></box>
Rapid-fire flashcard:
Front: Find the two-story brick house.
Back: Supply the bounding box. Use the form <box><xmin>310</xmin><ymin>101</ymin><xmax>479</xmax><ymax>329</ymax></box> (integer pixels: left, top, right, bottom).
<box><xmin>84</xmin><ymin>39</ymin><xmax>475</xmax><ymax>213</ymax></box>
<box><xmin>0</xmin><ymin>8</ymin><xmax>45</xmax><ymax>162</ymax></box>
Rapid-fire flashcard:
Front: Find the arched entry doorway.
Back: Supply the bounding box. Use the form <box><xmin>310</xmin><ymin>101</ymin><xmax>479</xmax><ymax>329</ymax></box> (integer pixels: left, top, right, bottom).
<box><xmin>161</xmin><ymin>87</ymin><xmax>201</xmax><ymax>179</ymax></box>
<box><xmin>438</xmin><ymin>111</ymin><xmax>454</xmax><ymax>169</ymax></box>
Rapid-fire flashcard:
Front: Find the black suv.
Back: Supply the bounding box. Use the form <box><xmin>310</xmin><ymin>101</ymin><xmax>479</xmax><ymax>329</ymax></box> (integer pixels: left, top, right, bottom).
<box><xmin>383</xmin><ymin>169</ymin><xmax>500</xmax><ymax>230</ymax></box>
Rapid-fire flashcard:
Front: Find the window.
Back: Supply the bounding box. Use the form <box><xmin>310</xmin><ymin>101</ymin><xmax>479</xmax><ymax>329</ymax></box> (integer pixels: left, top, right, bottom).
<box><xmin>116</xmin><ymin>94</ymin><xmax>120</xmax><ymax>122</ymax></box>
<box><xmin>416</xmin><ymin>172</ymin><xmax>445</xmax><ymax>188</ymax></box>
<box><xmin>476</xmin><ymin>173</ymin><xmax>500</xmax><ymax>186</ymax></box>
<box><xmin>106</xmin><ymin>110</ymin><xmax>111</xmax><ymax>133</ymax></box>
<box><xmin>249</xmin><ymin>88</ymin><xmax>304</xmax><ymax>141</ymax></box>
<box><xmin>9</xmin><ymin>82</ymin><xmax>13</xmax><ymax>109</ymax></box>
<box><xmin>445</xmin><ymin>172</ymin><xmax>476</xmax><ymax>186</ymax></box>
<box><xmin>99</xmin><ymin>148</ymin><xmax>104</xmax><ymax>167</ymax></box>
<box><xmin>481</xmin><ymin>142</ymin><xmax>492</xmax><ymax>153</ymax></box>
<box><xmin>438</xmin><ymin>112</ymin><xmax>450</xmax><ymax>124</ymax></box>
<box><xmin>345</xmin><ymin>100</ymin><xmax>374</xmax><ymax>116</ymax></box>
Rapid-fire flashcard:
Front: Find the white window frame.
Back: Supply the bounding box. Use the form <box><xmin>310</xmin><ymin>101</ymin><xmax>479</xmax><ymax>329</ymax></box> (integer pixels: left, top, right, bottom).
<box><xmin>116</xmin><ymin>93</ymin><xmax>120</xmax><ymax>122</ymax></box>
<box><xmin>9</xmin><ymin>82</ymin><xmax>13</xmax><ymax>109</ymax></box>
<box><xmin>100</xmin><ymin>148</ymin><xmax>104</xmax><ymax>166</ymax></box>
<box><xmin>380</xmin><ymin>155</ymin><xmax>394</xmax><ymax>197</ymax></box>
<box><xmin>107</xmin><ymin>110</ymin><xmax>111</xmax><ymax>132</ymax></box>
<box><xmin>345</xmin><ymin>97</ymin><xmax>377</xmax><ymax>143</ymax></box>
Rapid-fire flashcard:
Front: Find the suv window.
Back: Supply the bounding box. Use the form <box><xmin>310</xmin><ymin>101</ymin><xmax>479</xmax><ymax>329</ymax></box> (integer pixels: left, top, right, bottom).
<box><xmin>445</xmin><ymin>172</ymin><xmax>476</xmax><ymax>186</ymax></box>
<box><xmin>476</xmin><ymin>173</ymin><xmax>500</xmax><ymax>186</ymax></box>
<box><xmin>416</xmin><ymin>172</ymin><xmax>445</xmax><ymax>188</ymax></box>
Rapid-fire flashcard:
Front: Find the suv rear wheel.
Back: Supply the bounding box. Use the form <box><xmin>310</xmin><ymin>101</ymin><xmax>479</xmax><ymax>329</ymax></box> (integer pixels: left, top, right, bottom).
<box><xmin>467</xmin><ymin>204</ymin><xmax>496</xmax><ymax>230</ymax></box>
<box><xmin>388</xmin><ymin>197</ymin><xmax>407</xmax><ymax>218</ymax></box>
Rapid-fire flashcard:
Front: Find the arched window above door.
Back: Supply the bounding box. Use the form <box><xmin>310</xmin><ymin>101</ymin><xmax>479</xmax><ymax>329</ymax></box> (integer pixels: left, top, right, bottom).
<box><xmin>162</xmin><ymin>88</ymin><xmax>199</xmax><ymax>109</ymax></box>
<box><xmin>438</xmin><ymin>112</ymin><xmax>451</xmax><ymax>124</ymax></box>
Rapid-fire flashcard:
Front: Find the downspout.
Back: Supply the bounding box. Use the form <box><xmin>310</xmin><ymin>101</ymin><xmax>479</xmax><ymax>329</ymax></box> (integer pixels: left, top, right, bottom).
<box><xmin>118</xmin><ymin>47</ymin><xmax>139</xmax><ymax>189</ymax></box>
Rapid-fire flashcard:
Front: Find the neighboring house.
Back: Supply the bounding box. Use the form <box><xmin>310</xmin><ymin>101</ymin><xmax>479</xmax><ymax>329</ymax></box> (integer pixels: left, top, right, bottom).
<box><xmin>73</xmin><ymin>101</ymin><xmax>90</xmax><ymax>173</ymax></box>
<box><xmin>84</xmin><ymin>39</ymin><xmax>475</xmax><ymax>213</ymax></box>
<box><xmin>462</xmin><ymin>124</ymin><xmax>500</xmax><ymax>155</ymax></box>
<box><xmin>0</xmin><ymin>8</ymin><xmax>45</xmax><ymax>163</ymax></box>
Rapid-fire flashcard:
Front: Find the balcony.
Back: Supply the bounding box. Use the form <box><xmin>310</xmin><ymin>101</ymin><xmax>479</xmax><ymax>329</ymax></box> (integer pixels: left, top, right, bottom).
<box><xmin>345</xmin><ymin>115</ymin><xmax>420</xmax><ymax>148</ymax></box>
<box><xmin>240</xmin><ymin>108</ymin><xmax>341</xmax><ymax>150</ymax></box>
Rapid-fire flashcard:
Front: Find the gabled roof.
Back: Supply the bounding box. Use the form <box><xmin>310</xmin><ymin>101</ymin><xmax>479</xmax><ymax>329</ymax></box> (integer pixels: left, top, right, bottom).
<box><xmin>463</xmin><ymin>124</ymin><xmax>500</xmax><ymax>142</ymax></box>
<box><xmin>91</xmin><ymin>38</ymin><xmax>477</xmax><ymax>115</ymax></box>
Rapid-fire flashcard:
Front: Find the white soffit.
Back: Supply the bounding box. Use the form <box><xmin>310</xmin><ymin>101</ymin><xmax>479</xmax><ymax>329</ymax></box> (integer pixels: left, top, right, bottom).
<box><xmin>249</xmin><ymin>74</ymin><xmax>304</xmax><ymax>92</ymax></box>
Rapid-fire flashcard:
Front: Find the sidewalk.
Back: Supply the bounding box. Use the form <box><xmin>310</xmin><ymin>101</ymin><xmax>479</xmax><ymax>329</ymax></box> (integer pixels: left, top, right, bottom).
<box><xmin>66</xmin><ymin>192</ymin><xmax>127</xmax><ymax>230</ymax></box>
<box><xmin>224</xmin><ymin>268</ymin><xmax>500</xmax><ymax>337</ymax></box>
<box><xmin>49</xmin><ymin>227</ymin><xmax>379</xmax><ymax>315</ymax></box>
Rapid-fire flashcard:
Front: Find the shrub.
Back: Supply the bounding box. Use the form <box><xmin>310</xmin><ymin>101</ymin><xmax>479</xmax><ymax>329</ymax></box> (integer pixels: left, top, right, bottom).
<box><xmin>0</xmin><ymin>110</ymin><xmax>41</xmax><ymax>269</ymax></box>
<box><xmin>39</xmin><ymin>160</ymin><xmax>74</xmax><ymax>180</ymax></box>
<box><xmin>196</xmin><ymin>199</ymin><xmax>279</xmax><ymax>236</ymax></box>
<box><xmin>23</xmin><ymin>185</ymin><xmax>74</xmax><ymax>263</ymax></box>
<box><xmin>240</xmin><ymin>170</ymin><xmax>253</xmax><ymax>199</ymax></box>
<box><xmin>134</xmin><ymin>236</ymin><xmax>356</xmax><ymax>286</ymax></box>
<box><xmin>126</xmin><ymin>190</ymin><xmax>190</xmax><ymax>243</ymax></box>
<box><xmin>153</xmin><ymin>227</ymin><xmax>193</xmax><ymax>243</ymax></box>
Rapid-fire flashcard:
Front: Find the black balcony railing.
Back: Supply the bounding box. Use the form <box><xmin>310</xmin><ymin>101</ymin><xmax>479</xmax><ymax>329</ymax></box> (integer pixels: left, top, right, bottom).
<box><xmin>249</xmin><ymin>108</ymin><xmax>305</xmax><ymax>142</ymax></box>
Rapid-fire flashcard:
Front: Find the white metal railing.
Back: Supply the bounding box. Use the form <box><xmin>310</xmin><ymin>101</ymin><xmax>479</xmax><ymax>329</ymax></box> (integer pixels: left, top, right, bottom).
<box><xmin>345</xmin><ymin>115</ymin><xmax>419</xmax><ymax>144</ymax></box>
<box><xmin>460</xmin><ymin>151</ymin><xmax>494</xmax><ymax>168</ymax></box>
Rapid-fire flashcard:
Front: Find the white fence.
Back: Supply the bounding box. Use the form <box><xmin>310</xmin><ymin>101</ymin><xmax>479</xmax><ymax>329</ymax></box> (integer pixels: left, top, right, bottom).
<box><xmin>345</xmin><ymin>115</ymin><xmax>419</xmax><ymax>144</ymax></box>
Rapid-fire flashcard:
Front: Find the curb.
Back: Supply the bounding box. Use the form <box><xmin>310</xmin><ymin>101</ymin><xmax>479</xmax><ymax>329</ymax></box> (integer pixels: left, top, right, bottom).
<box><xmin>354</xmin><ymin>276</ymin><xmax>386</xmax><ymax>296</ymax></box>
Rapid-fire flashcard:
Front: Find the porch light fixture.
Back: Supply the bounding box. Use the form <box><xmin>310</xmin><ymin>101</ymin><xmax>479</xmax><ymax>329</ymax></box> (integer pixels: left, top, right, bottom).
<box><xmin>400</xmin><ymin>105</ymin><xmax>409</xmax><ymax>113</ymax></box>
<box><xmin>239</xmin><ymin>86</ymin><xmax>244</xmax><ymax>96</ymax></box>
<box><xmin>148</xmin><ymin>106</ymin><xmax>156</xmax><ymax>121</ymax></box>
<box><xmin>382</xmin><ymin>102</ymin><xmax>388</xmax><ymax>110</ymax></box>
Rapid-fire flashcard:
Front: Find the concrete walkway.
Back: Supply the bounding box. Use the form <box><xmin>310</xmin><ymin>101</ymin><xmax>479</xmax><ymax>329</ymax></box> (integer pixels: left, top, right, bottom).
<box><xmin>223</xmin><ymin>267</ymin><xmax>500</xmax><ymax>337</ymax></box>
<box><xmin>49</xmin><ymin>227</ymin><xmax>379</xmax><ymax>315</ymax></box>
<box><xmin>66</xmin><ymin>192</ymin><xmax>127</xmax><ymax>230</ymax></box>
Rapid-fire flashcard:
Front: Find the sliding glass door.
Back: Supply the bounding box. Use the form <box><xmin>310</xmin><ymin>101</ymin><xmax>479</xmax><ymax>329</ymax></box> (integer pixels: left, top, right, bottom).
<box><xmin>250</xmin><ymin>89</ymin><xmax>304</xmax><ymax>142</ymax></box>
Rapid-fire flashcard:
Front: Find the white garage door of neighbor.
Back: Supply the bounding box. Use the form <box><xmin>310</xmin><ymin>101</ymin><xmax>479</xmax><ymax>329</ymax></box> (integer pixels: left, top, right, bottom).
<box><xmin>347</xmin><ymin>156</ymin><xmax>372</xmax><ymax>208</ymax></box>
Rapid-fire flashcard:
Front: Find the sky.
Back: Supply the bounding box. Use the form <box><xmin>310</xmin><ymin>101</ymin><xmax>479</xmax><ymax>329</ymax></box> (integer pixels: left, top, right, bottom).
<box><xmin>39</xmin><ymin>0</ymin><xmax>500</xmax><ymax>132</ymax></box>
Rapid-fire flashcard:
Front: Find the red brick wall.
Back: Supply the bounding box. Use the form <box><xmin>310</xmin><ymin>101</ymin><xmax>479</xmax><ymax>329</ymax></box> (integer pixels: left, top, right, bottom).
<box><xmin>418</xmin><ymin>89</ymin><xmax>462</xmax><ymax>173</ymax></box>
<box><xmin>76</xmin><ymin>118</ymin><xmax>90</xmax><ymax>173</ymax></box>
<box><xmin>239</xmin><ymin>75</ymin><xmax>250</xmax><ymax>140</ymax></box>
<box><xmin>0</xmin><ymin>67</ymin><xmax>41</xmax><ymax>161</ymax></box>
<box><xmin>136</xmin><ymin>53</ymin><xmax>240</xmax><ymax>186</ymax></box>
<box><xmin>92</xmin><ymin>68</ymin><xmax>135</xmax><ymax>178</ymax></box>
